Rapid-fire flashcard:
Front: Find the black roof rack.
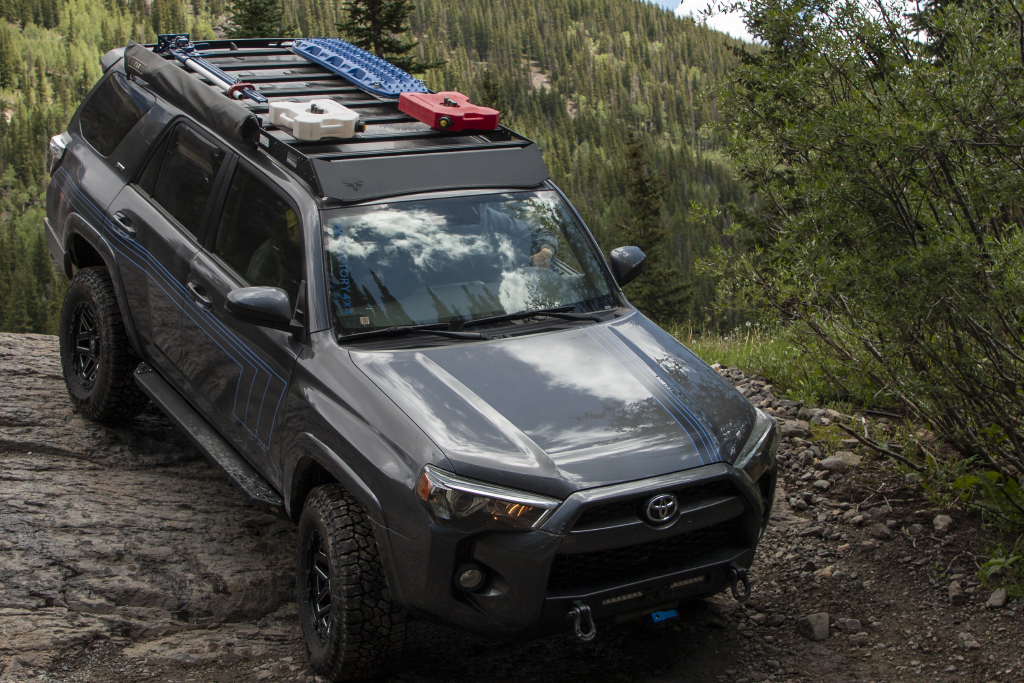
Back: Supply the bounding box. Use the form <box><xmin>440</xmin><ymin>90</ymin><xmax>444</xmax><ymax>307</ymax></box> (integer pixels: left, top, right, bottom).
<box><xmin>143</xmin><ymin>38</ymin><xmax>549</xmax><ymax>203</ymax></box>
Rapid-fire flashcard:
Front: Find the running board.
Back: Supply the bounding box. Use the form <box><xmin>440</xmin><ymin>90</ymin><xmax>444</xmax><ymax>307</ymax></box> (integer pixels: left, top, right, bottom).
<box><xmin>134</xmin><ymin>363</ymin><xmax>286</xmax><ymax>514</ymax></box>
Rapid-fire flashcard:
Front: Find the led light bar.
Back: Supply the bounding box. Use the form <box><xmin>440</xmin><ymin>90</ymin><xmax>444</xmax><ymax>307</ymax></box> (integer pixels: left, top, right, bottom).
<box><xmin>669</xmin><ymin>575</ymin><xmax>708</xmax><ymax>590</ymax></box>
<box><xmin>601</xmin><ymin>591</ymin><xmax>644</xmax><ymax>606</ymax></box>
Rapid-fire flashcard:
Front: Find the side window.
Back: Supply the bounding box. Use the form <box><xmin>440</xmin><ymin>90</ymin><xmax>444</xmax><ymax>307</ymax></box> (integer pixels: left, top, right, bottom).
<box><xmin>79</xmin><ymin>72</ymin><xmax>155</xmax><ymax>156</ymax></box>
<box><xmin>213</xmin><ymin>165</ymin><xmax>303</xmax><ymax>304</ymax></box>
<box><xmin>138</xmin><ymin>124</ymin><xmax>226</xmax><ymax>238</ymax></box>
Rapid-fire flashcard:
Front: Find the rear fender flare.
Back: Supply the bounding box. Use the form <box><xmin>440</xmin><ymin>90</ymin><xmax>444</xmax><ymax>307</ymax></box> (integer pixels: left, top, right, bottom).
<box><xmin>63</xmin><ymin>213</ymin><xmax>144</xmax><ymax>358</ymax></box>
<box><xmin>287</xmin><ymin>432</ymin><xmax>386</xmax><ymax>527</ymax></box>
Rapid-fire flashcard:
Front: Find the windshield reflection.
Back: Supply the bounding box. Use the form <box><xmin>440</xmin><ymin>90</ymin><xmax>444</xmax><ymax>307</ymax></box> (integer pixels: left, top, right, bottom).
<box><xmin>323</xmin><ymin>191</ymin><xmax>615</xmax><ymax>336</ymax></box>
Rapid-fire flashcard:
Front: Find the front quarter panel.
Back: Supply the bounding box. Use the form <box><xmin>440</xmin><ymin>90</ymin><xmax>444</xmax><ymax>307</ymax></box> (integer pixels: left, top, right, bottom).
<box><xmin>280</xmin><ymin>331</ymin><xmax>451</xmax><ymax>540</ymax></box>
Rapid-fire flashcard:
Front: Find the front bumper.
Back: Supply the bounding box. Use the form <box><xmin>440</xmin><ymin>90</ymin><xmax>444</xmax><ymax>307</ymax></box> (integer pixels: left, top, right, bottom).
<box><xmin>382</xmin><ymin>455</ymin><xmax>777</xmax><ymax>635</ymax></box>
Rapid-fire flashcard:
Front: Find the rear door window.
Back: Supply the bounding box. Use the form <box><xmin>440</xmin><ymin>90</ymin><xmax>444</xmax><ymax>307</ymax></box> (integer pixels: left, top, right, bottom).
<box><xmin>211</xmin><ymin>164</ymin><xmax>303</xmax><ymax>305</ymax></box>
<box><xmin>79</xmin><ymin>72</ymin><xmax>155</xmax><ymax>156</ymax></box>
<box><xmin>137</xmin><ymin>123</ymin><xmax>227</xmax><ymax>239</ymax></box>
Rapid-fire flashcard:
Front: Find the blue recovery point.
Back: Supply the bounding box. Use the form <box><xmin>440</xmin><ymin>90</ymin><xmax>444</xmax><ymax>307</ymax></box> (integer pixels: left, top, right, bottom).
<box><xmin>650</xmin><ymin>609</ymin><xmax>679</xmax><ymax>623</ymax></box>
<box><xmin>291</xmin><ymin>38</ymin><xmax>429</xmax><ymax>99</ymax></box>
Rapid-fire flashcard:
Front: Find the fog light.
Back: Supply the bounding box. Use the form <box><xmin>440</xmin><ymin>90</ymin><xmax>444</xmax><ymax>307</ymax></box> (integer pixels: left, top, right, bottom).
<box><xmin>456</xmin><ymin>564</ymin><xmax>485</xmax><ymax>591</ymax></box>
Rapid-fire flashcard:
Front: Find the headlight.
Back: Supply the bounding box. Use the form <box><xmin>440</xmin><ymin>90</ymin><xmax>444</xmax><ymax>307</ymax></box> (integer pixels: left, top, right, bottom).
<box><xmin>733</xmin><ymin>408</ymin><xmax>778</xmax><ymax>485</ymax></box>
<box><xmin>416</xmin><ymin>465</ymin><xmax>561</xmax><ymax>532</ymax></box>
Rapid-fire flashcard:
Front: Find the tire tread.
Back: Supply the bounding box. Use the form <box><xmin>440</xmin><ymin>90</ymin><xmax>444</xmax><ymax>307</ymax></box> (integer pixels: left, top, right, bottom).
<box><xmin>298</xmin><ymin>485</ymin><xmax>405</xmax><ymax>681</ymax></box>
<box><xmin>60</xmin><ymin>266</ymin><xmax>148</xmax><ymax>422</ymax></box>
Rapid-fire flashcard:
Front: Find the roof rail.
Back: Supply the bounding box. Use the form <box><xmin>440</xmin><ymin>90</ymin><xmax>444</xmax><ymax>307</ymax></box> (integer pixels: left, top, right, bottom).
<box><xmin>140</xmin><ymin>37</ymin><xmax>549</xmax><ymax>203</ymax></box>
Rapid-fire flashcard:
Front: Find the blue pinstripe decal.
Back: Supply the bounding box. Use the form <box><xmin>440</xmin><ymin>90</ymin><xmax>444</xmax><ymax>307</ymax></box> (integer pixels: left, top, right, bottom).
<box><xmin>53</xmin><ymin>167</ymin><xmax>288</xmax><ymax>449</ymax></box>
<box><xmin>597</xmin><ymin>326</ymin><xmax>721</xmax><ymax>462</ymax></box>
<box><xmin>582</xmin><ymin>325</ymin><xmax>719</xmax><ymax>464</ymax></box>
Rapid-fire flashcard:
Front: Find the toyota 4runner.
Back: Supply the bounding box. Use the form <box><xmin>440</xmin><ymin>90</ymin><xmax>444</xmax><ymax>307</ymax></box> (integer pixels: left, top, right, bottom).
<box><xmin>44</xmin><ymin>37</ymin><xmax>778</xmax><ymax>680</ymax></box>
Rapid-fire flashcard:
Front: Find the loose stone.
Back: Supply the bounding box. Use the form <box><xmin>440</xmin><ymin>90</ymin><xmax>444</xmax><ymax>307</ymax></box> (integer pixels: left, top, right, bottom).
<box><xmin>986</xmin><ymin>587</ymin><xmax>1008</xmax><ymax>609</ymax></box>
<box><xmin>868</xmin><ymin>523</ymin><xmax>891</xmax><ymax>540</ymax></box>
<box><xmin>933</xmin><ymin>514</ymin><xmax>954</xmax><ymax>535</ymax></box>
<box><xmin>949</xmin><ymin>581</ymin><xmax>966</xmax><ymax>606</ymax></box>
<box><xmin>797</xmin><ymin>613</ymin><xmax>830</xmax><ymax>642</ymax></box>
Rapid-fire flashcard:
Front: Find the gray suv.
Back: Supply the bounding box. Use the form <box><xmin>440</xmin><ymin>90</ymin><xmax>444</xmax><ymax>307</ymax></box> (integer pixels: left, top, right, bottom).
<box><xmin>45</xmin><ymin>38</ymin><xmax>777</xmax><ymax>681</ymax></box>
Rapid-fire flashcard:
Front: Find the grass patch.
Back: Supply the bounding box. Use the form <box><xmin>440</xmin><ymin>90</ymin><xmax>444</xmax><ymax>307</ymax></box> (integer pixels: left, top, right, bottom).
<box><xmin>669</xmin><ymin>324</ymin><xmax>842</xmax><ymax>405</ymax></box>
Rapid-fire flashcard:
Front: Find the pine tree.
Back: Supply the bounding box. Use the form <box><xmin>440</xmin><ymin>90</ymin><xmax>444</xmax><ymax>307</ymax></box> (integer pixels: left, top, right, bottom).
<box><xmin>337</xmin><ymin>0</ymin><xmax>443</xmax><ymax>73</ymax></box>
<box><xmin>614</xmin><ymin>134</ymin><xmax>690</xmax><ymax>323</ymax></box>
<box><xmin>152</xmin><ymin>0</ymin><xmax>189</xmax><ymax>35</ymax></box>
<box><xmin>0</xmin><ymin>24</ymin><xmax>18</xmax><ymax>90</ymax></box>
<box><xmin>225</xmin><ymin>0</ymin><xmax>291</xmax><ymax>38</ymax></box>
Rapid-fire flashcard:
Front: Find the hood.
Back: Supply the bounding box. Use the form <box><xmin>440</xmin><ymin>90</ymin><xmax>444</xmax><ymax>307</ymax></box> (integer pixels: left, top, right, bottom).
<box><xmin>350</xmin><ymin>313</ymin><xmax>755</xmax><ymax>498</ymax></box>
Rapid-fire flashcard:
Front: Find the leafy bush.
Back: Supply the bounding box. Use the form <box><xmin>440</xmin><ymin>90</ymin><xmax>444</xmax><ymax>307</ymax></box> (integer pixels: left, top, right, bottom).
<box><xmin>704</xmin><ymin>0</ymin><xmax>1024</xmax><ymax>526</ymax></box>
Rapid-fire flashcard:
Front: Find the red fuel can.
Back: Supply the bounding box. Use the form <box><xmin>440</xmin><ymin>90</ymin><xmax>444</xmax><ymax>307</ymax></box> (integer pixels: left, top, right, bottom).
<box><xmin>398</xmin><ymin>91</ymin><xmax>500</xmax><ymax>131</ymax></box>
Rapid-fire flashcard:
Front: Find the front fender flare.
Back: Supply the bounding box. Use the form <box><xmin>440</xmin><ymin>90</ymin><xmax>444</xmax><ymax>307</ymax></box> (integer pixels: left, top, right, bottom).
<box><xmin>63</xmin><ymin>213</ymin><xmax>144</xmax><ymax>358</ymax></box>
<box><xmin>288</xmin><ymin>432</ymin><xmax>386</xmax><ymax>527</ymax></box>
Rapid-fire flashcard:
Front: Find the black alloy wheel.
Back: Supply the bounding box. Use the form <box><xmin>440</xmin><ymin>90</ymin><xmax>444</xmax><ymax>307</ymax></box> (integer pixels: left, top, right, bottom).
<box><xmin>70</xmin><ymin>301</ymin><xmax>101</xmax><ymax>388</ymax></box>
<box><xmin>297</xmin><ymin>485</ymin><xmax>405</xmax><ymax>680</ymax></box>
<box><xmin>306</xmin><ymin>528</ymin><xmax>333</xmax><ymax>642</ymax></box>
<box><xmin>59</xmin><ymin>267</ymin><xmax>148</xmax><ymax>422</ymax></box>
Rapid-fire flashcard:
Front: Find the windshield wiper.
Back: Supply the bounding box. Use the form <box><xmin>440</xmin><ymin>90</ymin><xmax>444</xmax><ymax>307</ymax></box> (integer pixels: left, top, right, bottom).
<box><xmin>339</xmin><ymin>323</ymin><xmax>486</xmax><ymax>343</ymax></box>
<box><xmin>460</xmin><ymin>305</ymin><xmax>608</xmax><ymax>329</ymax></box>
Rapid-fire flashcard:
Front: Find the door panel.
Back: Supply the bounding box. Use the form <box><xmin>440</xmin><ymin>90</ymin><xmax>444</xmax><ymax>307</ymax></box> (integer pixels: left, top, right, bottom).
<box><xmin>183</xmin><ymin>253</ymin><xmax>298</xmax><ymax>482</ymax></box>
<box><xmin>104</xmin><ymin>121</ymin><xmax>229</xmax><ymax>387</ymax></box>
<box><xmin>106</xmin><ymin>185</ymin><xmax>194</xmax><ymax>386</ymax></box>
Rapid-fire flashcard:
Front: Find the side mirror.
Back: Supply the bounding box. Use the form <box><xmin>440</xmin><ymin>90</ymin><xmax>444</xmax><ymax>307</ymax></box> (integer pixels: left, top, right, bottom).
<box><xmin>225</xmin><ymin>287</ymin><xmax>301</xmax><ymax>334</ymax></box>
<box><xmin>609</xmin><ymin>246</ymin><xmax>646</xmax><ymax>287</ymax></box>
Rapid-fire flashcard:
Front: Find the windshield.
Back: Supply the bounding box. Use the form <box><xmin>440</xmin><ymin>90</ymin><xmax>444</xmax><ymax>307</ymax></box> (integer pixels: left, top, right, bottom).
<box><xmin>323</xmin><ymin>191</ymin><xmax>616</xmax><ymax>337</ymax></box>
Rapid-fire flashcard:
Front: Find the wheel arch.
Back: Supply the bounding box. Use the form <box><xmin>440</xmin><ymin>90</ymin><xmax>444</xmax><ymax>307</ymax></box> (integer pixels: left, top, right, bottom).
<box><xmin>63</xmin><ymin>213</ymin><xmax>144</xmax><ymax>359</ymax></box>
<box><xmin>288</xmin><ymin>432</ymin><xmax>386</xmax><ymax>528</ymax></box>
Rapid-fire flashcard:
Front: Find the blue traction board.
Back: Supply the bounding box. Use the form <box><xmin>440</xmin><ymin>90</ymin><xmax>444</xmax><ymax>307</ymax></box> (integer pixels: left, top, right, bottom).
<box><xmin>650</xmin><ymin>610</ymin><xmax>679</xmax><ymax>623</ymax></box>
<box><xmin>291</xmin><ymin>38</ymin><xmax>429</xmax><ymax>99</ymax></box>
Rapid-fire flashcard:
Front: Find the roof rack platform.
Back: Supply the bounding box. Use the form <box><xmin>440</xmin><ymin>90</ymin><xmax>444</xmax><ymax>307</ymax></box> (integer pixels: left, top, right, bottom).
<box><xmin>140</xmin><ymin>38</ymin><xmax>549</xmax><ymax>203</ymax></box>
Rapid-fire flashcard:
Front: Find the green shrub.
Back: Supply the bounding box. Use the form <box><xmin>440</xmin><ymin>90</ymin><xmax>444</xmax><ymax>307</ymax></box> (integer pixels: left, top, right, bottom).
<box><xmin>702</xmin><ymin>0</ymin><xmax>1024</xmax><ymax>530</ymax></box>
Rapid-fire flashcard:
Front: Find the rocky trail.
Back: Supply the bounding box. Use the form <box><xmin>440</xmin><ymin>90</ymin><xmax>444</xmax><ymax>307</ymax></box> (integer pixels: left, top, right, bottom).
<box><xmin>1</xmin><ymin>333</ymin><xmax>1020</xmax><ymax>683</ymax></box>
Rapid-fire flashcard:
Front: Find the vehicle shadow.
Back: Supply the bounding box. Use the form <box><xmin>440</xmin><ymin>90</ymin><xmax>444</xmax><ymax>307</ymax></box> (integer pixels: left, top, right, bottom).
<box><xmin>393</xmin><ymin>599</ymin><xmax>734</xmax><ymax>682</ymax></box>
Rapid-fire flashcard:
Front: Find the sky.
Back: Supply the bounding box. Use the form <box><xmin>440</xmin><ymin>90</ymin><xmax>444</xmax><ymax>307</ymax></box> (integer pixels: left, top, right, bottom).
<box><xmin>648</xmin><ymin>1</ymin><xmax>756</xmax><ymax>43</ymax></box>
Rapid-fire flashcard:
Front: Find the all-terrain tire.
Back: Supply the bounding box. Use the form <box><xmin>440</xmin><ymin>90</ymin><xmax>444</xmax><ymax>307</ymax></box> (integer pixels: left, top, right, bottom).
<box><xmin>59</xmin><ymin>266</ymin><xmax>148</xmax><ymax>422</ymax></box>
<box><xmin>297</xmin><ymin>485</ymin><xmax>406</xmax><ymax>681</ymax></box>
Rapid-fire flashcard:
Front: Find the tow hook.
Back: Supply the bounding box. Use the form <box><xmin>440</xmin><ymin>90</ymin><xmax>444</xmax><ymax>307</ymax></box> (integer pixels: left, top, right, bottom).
<box><xmin>728</xmin><ymin>564</ymin><xmax>752</xmax><ymax>602</ymax></box>
<box><xmin>567</xmin><ymin>600</ymin><xmax>597</xmax><ymax>641</ymax></box>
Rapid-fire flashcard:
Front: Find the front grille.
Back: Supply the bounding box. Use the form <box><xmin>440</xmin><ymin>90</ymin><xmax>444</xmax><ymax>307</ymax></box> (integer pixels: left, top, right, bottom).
<box><xmin>547</xmin><ymin>519</ymin><xmax>742</xmax><ymax>592</ymax></box>
<box><xmin>573</xmin><ymin>480</ymin><xmax>737</xmax><ymax>529</ymax></box>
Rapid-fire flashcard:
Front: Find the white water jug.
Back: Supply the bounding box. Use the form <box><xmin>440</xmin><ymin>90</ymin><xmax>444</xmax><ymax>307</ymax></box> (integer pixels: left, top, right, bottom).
<box><xmin>269</xmin><ymin>99</ymin><xmax>360</xmax><ymax>140</ymax></box>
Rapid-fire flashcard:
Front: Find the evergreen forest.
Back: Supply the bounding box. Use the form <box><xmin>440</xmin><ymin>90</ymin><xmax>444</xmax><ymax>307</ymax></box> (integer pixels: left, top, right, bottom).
<box><xmin>0</xmin><ymin>0</ymin><xmax>750</xmax><ymax>334</ymax></box>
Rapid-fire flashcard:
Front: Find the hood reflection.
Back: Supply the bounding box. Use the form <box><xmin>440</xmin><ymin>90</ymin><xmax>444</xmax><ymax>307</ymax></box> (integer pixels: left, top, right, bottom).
<box><xmin>351</xmin><ymin>314</ymin><xmax>755</xmax><ymax>491</ymax></box>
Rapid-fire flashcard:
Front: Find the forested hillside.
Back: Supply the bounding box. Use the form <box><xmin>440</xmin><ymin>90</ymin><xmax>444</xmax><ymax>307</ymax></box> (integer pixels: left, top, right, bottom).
<box><xmin>0</xmin><ymin>0</ymin><xmax>749</xmax><ymax>333</ymax></box>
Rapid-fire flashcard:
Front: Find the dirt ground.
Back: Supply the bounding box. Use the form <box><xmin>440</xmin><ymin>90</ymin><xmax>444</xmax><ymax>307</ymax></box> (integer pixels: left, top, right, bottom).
<box><xmin>1</xmin><ymin>333</ymin><xmax>1021</xmax><ymax>683</ymax></box>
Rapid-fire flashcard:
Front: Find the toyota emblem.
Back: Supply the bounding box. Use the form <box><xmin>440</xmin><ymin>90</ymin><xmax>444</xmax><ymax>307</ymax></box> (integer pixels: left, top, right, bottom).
<box><xmin>645</xmin><ymin>494</ymin><xmax>679</xmax><ymax>524</ymax></box>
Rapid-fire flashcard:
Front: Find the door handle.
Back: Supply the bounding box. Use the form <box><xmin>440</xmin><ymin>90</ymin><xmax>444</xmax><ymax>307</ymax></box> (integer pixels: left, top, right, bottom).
<box><xmin>187</xmin><ymin>281</ymin><xmax>213</xmax><ymax>309</ymax></box>
<box><xmin>111</xmin><ymin>212</ymin><xmax>136</xmax><ymax>239</ymax></box>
